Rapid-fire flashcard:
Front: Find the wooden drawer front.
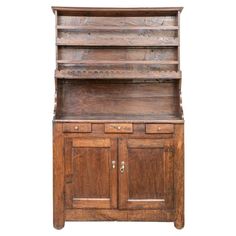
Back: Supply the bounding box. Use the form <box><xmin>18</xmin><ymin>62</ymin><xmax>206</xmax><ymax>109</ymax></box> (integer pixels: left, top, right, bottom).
<box><xmin>105</xmin><ymin>123</ymin><xmax>133</xmax><ymax>133</ymax></box>
<box><xmin>63</xmin><ymin>123</ymin><xmax>91</xmax><ymax>133</ymax></box>
<box><xmin>146</xmin><ymin>124</ymin><xmax>174</xmax><ymax>134</ymax></box>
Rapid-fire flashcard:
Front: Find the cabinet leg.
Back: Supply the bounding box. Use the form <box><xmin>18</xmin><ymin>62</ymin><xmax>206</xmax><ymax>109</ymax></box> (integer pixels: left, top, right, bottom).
<box><xmin>53</xmin><ymin>123</ymin><xmax>65</xmax><ymax>230</ymax></box>
<box><xmin>174</xmin><ymin>124</ymin><xmax>184</xmax><ymax>229</ymax></box>
<box><xmin>53</xmin><ymin>218</ymin><xmax>65</xmax><ymax>230</ymax></box>
<box><xmin>174</xmin><ymin>217</ymin><xmax>184</xmax><ymax>229</ymax></box>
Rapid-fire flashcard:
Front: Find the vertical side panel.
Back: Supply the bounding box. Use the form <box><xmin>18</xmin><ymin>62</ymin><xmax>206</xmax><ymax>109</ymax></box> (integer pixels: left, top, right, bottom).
<box><xmin>55</xmin><ymin>10</ymin><xmax>58</xmax><ymax>69</ymax></box>
<box><xmin>53</xmin><ymin>122</ymin><xmax>65</xmax><ymax>229</ymax></box>
<box><xmin>177</xmin><ymin>10</ymin><xmax>180</xmax><ymax>71</ymax></box>
<box><xmin>174</xmin><ymin>124</ymin><xmax>184</xmax><ymax>229</ymax></box>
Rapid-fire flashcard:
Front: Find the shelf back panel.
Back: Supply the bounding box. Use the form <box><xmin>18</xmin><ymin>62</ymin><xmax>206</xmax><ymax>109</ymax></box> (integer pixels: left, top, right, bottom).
<box><xmin>56</xmin><ymin>80</ymin><xmax>181</xmax><ymax>120</ymax></box>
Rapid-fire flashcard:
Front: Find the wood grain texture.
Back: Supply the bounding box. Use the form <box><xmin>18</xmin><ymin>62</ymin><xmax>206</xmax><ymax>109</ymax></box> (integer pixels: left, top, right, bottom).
<box><xmin>63</xmin><ymin>123</ymin><xmax>91</xmax><ymax>133</ymax></box>
<box><xmin>127</xmin><ymin>139</ymin><xmax>165</xmax><ymax>148</ymax></box>
<box><xmin>119</xmin><ymin>138</ymin><xmax>174</xmax><ymax>210</ymax></box>
<box><xmin>55</xmin><ymin>70</ymin><xmax>181</xmax><ymax>79</ymax></box>
<box><xmin>52</xmin><ymin>7</ymin><xmax>184</xmax><ymax>229</ymax></box>
<box><xmin>174</xmin><ymin>124</ymin><xmax>184</xmax><ymax>229</ymax></box>
<box><xmin>146</xmin><ymin>123</ymin><xmax>174</xmax><ymax>134</ymax></box>
<box><xmin>52</xmin><ymin>7</ymin><xmax>183</xmax><ymax>16</ymax></box>
<box><xmin>57</xmin><ymin>16</ymin><xmax>178</xmax><ymax>26</ymax></box>
<box><xmin>56</xmin><ymin>80</ymin><xmax>181</xmax><ymax>121</ymax></box>
<box><xmin>105</xmin><ymin>123</ymin><xmax>133</xmax><ymax>133</ymax></box>
<box><xmin>57</xmin><ymin>29</ymin><xmax>178</xmax><ymax>47</ymax></box>
<box><xmin>65</xmin><ymin>209</ymin><xmax>175</xmax><ymax>221</ymax></box>
<box><xmin>58</xmin><ymin>47</ymin><xmax>177</xmax><ymax>61</ymax></box>
<box><xmin>64</xmin><ymin>138</ymin><xmax>117</xmax><ymax>209</ymax></box>
<box><xmin>72</xmin><ymin>138</ymin><xmax>110</xmax><ymax>147</ymax></box>
<box><xmin>53</xmin><ymin>123</ymin><xmax>65</xmax><ymax>229</ymax></box>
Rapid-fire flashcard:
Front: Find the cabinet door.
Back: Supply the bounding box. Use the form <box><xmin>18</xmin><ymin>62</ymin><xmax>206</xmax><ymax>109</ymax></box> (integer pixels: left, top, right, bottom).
<box><xmin>119</xmin><ymin>139</ymin><xmax>174</xmax><ymax>210</ymax></box>
<box><xmin>64</xmin><ymin>138</ymin><xmax>117</xmax><ymax>209</ymax></box>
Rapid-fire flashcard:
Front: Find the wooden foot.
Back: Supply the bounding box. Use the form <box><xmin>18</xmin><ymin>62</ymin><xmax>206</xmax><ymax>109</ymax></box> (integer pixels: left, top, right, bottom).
<box><xmin>53</xmin><ymin>221</ymin><xmax>65</xmax><ymax>230</ymax></box>
<box><xmin>174</xmin><ymin>218</ymin><xmax>184</xmax><ymax>229</ymax></box>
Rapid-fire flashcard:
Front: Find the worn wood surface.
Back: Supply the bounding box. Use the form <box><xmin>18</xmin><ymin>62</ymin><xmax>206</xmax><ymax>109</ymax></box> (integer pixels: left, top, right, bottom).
<box><xmin>52</xmin><ymin>7</ymin><xmax>184</xmax><ymax>229</ymax></box>
<box><xmin>56</xmin><ymin>80</ymin><xmax>181</xmax><ymax>121</ymax></box>
<box><xmin>52</xmin><ymin>7</ymin><xmax>183</xmax><ymax>16</ymax></box>
<box><xmin>53</xmin><ymin>123</ymin><xmax>65</xmax><ymax>229</ymax></box>
<box><xmin>119</xmin><ymin>139</ymin><xmax>174</xmax><ymax>210</ymax></box>
<box><xmin>63</xmin><ymin>123</ymin><xmax>91</xmax><ymax>133</ymax></box>
<box><xmin>105</xmin><ymin>123</ymin><xmax>133</xmax><ymax>133</ymax></box>
<box><xmin>174</xmin><ymin>124</ymin><xmax>184</xmax><ymax>229</ymax></box>
<box><xmin>146</xmin><ymin>123</ymin><xmax>174</xmax><ymax>134</ymax></box>
<box><xmin>65</xmin><ymin>209</ymin><xmax>176</xmax><ymax>221</ymax></box>
<box><xmin>55</xmin><ymin>70</ymin><xmax>181</xmax><ymax>79</ymax></box>
<box><xmin>64</xmin><ymin>138</ymin><xmax>117</xmax><ymax>209</ymax></box>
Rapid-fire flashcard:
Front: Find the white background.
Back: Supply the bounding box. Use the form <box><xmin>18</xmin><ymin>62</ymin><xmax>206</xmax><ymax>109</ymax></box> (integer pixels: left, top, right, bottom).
<box><xmin>0</xmin><ymin>0</ymin><xmax>236</xmax><ymax>235</ymax></box>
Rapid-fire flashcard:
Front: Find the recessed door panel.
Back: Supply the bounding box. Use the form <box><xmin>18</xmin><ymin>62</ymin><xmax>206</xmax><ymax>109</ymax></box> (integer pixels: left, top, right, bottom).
<box><xmin>119</xmin><ymin>138</ymin><xmax>174</xmax><ymax>210</ymax></box>
<box><xmin>64</xmin><ymin>138</ymin><xmax>117</xmax><ymax>209</ymax></box>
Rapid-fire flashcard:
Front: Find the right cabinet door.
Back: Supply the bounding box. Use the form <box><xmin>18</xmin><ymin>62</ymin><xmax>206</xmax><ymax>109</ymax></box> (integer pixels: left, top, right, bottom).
<box><xmin>119</xmin><ymin>138</ymin><xmax>174</xmax><ymax>210</ymax></box>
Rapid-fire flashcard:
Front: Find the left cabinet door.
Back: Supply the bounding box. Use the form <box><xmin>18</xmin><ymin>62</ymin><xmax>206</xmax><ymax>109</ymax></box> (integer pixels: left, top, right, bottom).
<box><xmin>64</xmin><ymin>137</ymin><xmax>117</xmax><ymax>209</ymax></box>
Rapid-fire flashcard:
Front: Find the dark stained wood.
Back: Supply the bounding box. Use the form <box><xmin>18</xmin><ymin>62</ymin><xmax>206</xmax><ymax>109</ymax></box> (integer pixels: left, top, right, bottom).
<box><xmin>53</xmin><ymin>123</ymin><xmax>65</xmax><ymax>229</ymax></box>
<box><xmin>105</xmin><ymin>123</ymin><xmax>133</xmax><ymax>133</ymax></box>
<box><xmin>119</xmin><ymin>139</ymin><xmax>174</xmax><ymax>210</ymax></box>
<box><xmin>146</xmin><ymin>124</ymin><xmax>174</xmax><ymax>134</ymax></box>
<box><xmin>64</xmin><ymin>138</ymin><xmax>117</xmax><ymax>209</ymax></box>
<box><xmin>52</xmin><ymin>7</ymin><xmax>184</xmax><ymax>229</ymax></box>
<box><xmin>174</xmin><ymin>124</ymin><xmax>184</xmax><ymax>229</ymax></box>
<box><xmin>52</xmin><ymin>7</ymin><xmax>183</xmax><ymax>16</ymax></box>
<box><xmin>63</xmin><ymin>123</ymin><xmax>91</xmax><ymax>133</ymax></box>
<box><xmin>56</xmin><ymin>80</ymin><xmax>181</xmax><ymax>121</ymax></box>
<box><xmin>65</xmin><ymin>209</ymin><xmax>175</xmax><ymax>221</ymax></box>
<box><xmin>72</xmin><ymin>138</ymin><xmax>111</xmax><ymax>147</ymax></box>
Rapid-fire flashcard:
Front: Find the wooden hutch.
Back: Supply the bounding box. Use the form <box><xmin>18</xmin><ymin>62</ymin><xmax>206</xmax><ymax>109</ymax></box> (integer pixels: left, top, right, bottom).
<box><xmin>52</xmin><ymin>7</ymin><xmax>184</xmax><ymax>229</ymax></box>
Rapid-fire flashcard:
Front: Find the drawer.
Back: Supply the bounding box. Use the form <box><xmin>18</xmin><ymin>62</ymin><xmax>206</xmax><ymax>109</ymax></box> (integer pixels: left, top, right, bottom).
<box><xmin>145</xmin><ymin>124</ymin><xmax>174</xmax><ymax>134</ymax></box>
<box><xmin>105</xmin><ymin>123</ymin><xmax>133</xmax><ymax>133</ymax></box>
<box><xmin>63</xmin><ymin>123</ymin><xmax>91</xmax><ymax>133</ymax></box>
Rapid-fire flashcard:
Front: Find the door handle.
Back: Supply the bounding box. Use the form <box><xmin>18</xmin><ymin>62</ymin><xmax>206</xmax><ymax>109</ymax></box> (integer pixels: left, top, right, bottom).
<box><xmin>120</xmin><ymin>161</ymin><xmax>125</xmax><ymax>173</ymax></box>
<box><xmin>112</xmin><ymin>160</ymin><xmax>116</xmax><ymax>169</ymax></box>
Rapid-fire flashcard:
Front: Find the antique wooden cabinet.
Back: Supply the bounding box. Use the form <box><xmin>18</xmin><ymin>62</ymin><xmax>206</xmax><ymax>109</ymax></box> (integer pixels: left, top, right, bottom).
<box><xmin>52</xmin><ymin>7</ymin><xmax>184</xmax><ymax>229</ymax></box>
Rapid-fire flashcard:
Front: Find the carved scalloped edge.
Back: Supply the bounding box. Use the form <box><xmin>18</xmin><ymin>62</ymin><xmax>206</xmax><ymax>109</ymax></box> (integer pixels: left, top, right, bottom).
<box><xmin>55</xmin><ymin>69</ymin><xmax>182</xmax><ymax>79</ymax></box>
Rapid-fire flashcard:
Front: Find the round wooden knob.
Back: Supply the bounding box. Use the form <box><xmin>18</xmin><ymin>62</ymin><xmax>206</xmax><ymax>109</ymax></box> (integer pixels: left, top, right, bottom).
<box><xmin>158</xmin><ymin>127</ymin><xmax>161</xmax><ymax>130</ymax></box>
<box><xmin>118</xmin><ymin>126</ymin><xmax>121</xmax><ymax>130</ymax></box>
<box><xmin>74</xmin><ymin>126</ymin><xmax>79</xmax><ymax>130</ymax></box>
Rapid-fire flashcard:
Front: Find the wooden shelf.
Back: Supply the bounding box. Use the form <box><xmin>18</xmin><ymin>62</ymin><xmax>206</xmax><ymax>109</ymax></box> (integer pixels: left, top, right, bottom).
<box><xmin>54</xmin><ymin>114</ymin><xmax>183</xmax><ymax>123</ymax></box>
<box><xmin>57</xmin><ymin>25</ymin><xmax>178</xmax><ymax>30</ymax></box>
<box><xmin>55</xmin><ymin>69</ymin><xmax>181</xmax><ymax>79</ymax></box>
<box><xmin>56</xmin><ymin>39</ymin><xmax>179</xmax><ymax>47</ymax></box>
<box><xmin>57</xmin><ymin>60</ymin><xmax>178</xmax><ymax>65</ymax></box>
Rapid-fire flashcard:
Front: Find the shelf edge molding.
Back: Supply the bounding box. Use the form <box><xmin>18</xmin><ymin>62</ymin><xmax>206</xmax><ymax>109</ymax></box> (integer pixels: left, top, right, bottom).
<box><xmin>55</xmin><ymin>70</ymin><xmax>182</xmax><ymax>79</ymax></box>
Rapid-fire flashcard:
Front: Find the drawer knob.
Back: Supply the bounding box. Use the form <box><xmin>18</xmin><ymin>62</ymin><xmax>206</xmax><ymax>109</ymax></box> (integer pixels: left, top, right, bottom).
<box><xmin>74</xmin><ymin>126</ymin><xmax>79</xmax><ymax>130</ymax></box>
<box><xmin>158</xmin><ymin>127</ymin><xmax>161</xmax><ymax>131</ymax></box>
<box><xmin>117</xmin><ymin>126</ymin><xmax>121</xmax><ymax>130</ymax></box>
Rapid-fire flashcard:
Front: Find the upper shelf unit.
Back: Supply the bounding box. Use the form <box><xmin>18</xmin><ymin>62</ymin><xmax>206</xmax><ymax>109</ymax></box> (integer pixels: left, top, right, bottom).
<box><xmin>53</xmin><ymin>7</ymin><xmax>182</xmax><ymax>79</ymax></box>
<box><xmin>56</xmin><ymin>14</ymin><xmax>179</xmax><ymax>47</ymax></box>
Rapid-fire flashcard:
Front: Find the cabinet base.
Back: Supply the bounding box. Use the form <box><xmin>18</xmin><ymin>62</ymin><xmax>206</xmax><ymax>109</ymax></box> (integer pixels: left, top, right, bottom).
<box><xmin>53</xmin><ymin>209</ymin><xmax>184</xmax><ymax>229</ymax></box>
